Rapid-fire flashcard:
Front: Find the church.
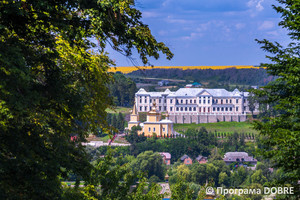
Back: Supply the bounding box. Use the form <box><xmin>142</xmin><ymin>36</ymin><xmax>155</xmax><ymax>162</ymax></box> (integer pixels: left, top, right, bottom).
<box><xmin>127</xmin><ymin>102</ymin><xmax>174</xmax><ymax>137</ymax></box>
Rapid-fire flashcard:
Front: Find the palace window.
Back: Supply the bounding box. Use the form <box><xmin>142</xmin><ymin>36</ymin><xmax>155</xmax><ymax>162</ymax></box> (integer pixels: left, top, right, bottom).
<box><xmin>199</xmin><ymin>99</ymin><xmax>201</xmax><ymax>104</ymax></box>
<box><xmin>190</xmin><ymin>100</ymin><xmax>192</xmax><ymax>103</ymax></box>
<box><xmin>230</xmin><ymin>99</ymin><xmax>232</xmax><ymax>104</ymax></box>
<box><xmin>176</xmin><ymin>107</ymin><xmax>179</xmax><ymax>111</ymax></box>
<box><xmin>149</xmin><ymin>127</ymin><xmax>151</xmax><ymax>132</ymax></box>
<box><xmin>164</xmin><ymin>99</ymin><xmax>166</xmax><ymax>103</ymax></box>
<box><xmin>221</xmin><ymin>107</ymin><xmax>224</xmax><ymax>111</ymax></box>
<box><xmin>199</xmin><ymin>107</ymin><xmax>201</xmax><ymax>112</ymax></box>
<box><xmin>236</xmin><ymin>99</ymin><xmax>239</xmax><ymax>103</ymax></box>
<box><xmin>193</xmin><ymin>107</ymin><xmax>196</xmax><ymax>111</ymax></box>
<box><xmin>208</xmin><ymin>100</ymin><xmax>210</xmax><ymax>104</ymax></box>
<box><xmin>221</xmin><ymin>99</ymin><xmax>223</xmax><ymax>104</ymax></box>
<box><xmin>163</xmin><ymin>128</ymin><xmax>165</xmax><ymax>132</ymax></box>
<box><xmin>226</xmin><ymin>99</ymin><xmax>228</xmax><ymax>104</ymax></box>
<box><xmin>230</xmin><ymin>107</ymin><xmax>232</xmax><ymax>111</ymax></box>
<box><xmin>140</xmin><ymin>98</ymin><xmax>142</xmax><ymax>103</ymax></box>
<box><xmin>145</xmin><ymin>99</ymin><xmax>147</xmax><ymax>103</ymax></box>
<box><xmin>194</xmin><ymin>100</ymin><xmax>196</xmax><ymax>103</ymax></box>
<box><xmin>236</xmin><ymin>107</ymin><xmax>239</xmax><ymax>111</ymax></box>
<box><xmin>213</xmin><ymin>107</ymin><xmax>216</xmax><ymax>111</ymax></box>
<box><xmin>216</xmin><ymin>99</ymin><xmax>218</xmax><ymax>103</ymax></box>
<box><xmin>186</xmin><ymin>100</ymin><xmax>188</xmax><ymax>104</ymax></box>
<box><xmin>153</xmin><ymin>127</ymin><xmax>156</xmax><ymax>132</ymax></box>
<box><xmin>170</xmin><ymin>99</ymin><xmax>173</xmax><ymax>103</ymax></box>
<box><xmin>203</xmin><ymin>107</ymin><xmax>206</xmax><ymax>112</ymax></box>
<box><xmin>225</xmin><ymin>107</ymin><xmax>228</xmax><ymax>111</ymax></box>
<box><xmin>181</xmin><ymin>107</ymin><xmax>183</xmax><ymax>111</ymax></box>
<box><xmin>145</xmin><ymin>106</ymin><xmax>147</xmax><ymax>111</ymax></box>
<box><xmin>140</xmin><ymin>106</ymin><xmax>142</xmax><ymax>111</ymax></box>
<box><xmin>164</xmin><ymin>106</ymin><xmax>167</xmax><ymax>111</ymax></box>
<box><xmin>203</xmin><ymin>100</ymin><xmax>206</xmax><ymax>104</ymax></box>
<box><xmin>185</xmin><ymin>107</ymin><xmax>187</xmax><ymax>111</ymax></box>
<box><xmin>181</xmin><ymin>100</ymin><xmax>183</xmax><ymax>103</ymax></box>
<box><xmin>159</xmin><ymin>99</ymin><xmax>161</xmax><ymax>103</ymax></box>
<box><xmin>159</xmin><ymin>106</ymin><xmax>161</xmax><ymax>111</ymax></box>
<box><xmin>189</xmin><ymin>107</ymin><xmax>192</xmax><ymax>111</ymax></box>
<box><xmin>217</xmin><ymin>107</ymin><xmax>220</xmax><ymax>111</ymax></box>
<box><xmin>171</xmin><ymin>107</ymin><xmax>173</xmax><ymax>111</ymax></box>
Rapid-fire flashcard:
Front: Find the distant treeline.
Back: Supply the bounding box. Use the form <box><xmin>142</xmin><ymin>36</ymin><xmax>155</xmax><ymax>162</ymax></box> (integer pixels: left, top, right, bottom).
<box><xmin>128</xmin><ymin>68</ymin><xmax>275</xmax><ymax>86</ymax></box>
<box><xmin>108</xmin><ymin>73</ymin><xmax>137</xmax><ymax>107</ymax></box>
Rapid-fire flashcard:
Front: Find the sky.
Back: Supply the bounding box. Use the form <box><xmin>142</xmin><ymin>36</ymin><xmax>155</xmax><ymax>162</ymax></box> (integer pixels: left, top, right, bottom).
<box><xmin>106</xmin><ymin>0</ymin><xmax>290</xmax><ymax>67</ymax></box>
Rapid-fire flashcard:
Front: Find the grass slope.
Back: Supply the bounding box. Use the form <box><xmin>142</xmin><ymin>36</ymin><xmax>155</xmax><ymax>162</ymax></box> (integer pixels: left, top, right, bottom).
<box><xmin>106</xmin><ymin>106</ymin><xmax>132</xmax><ymax>114</ymax></box>
<box><xmin>174</xmin><ymin>121</ymin><xmax>257</xmax><ymax>134</ymax></box>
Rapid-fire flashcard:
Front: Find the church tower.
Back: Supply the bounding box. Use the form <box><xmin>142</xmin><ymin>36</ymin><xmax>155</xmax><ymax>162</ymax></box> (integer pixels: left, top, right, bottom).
<box><xmin>128</xmin><ymin>103</ymin><xmax>140</xmax><ymax>130</ymax></box>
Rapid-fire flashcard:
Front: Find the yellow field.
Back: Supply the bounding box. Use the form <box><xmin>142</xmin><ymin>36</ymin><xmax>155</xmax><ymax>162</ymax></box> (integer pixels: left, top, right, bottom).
<box><xmin>108</xmin><ymin>65</ymin><xmax>258</xmax><ymax>74</ymax></box>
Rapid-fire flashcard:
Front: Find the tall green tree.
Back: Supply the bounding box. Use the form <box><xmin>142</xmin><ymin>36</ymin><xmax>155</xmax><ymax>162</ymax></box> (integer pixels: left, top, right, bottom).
<box><xmin>0</xmin><ymin>0</ymin><xmax>173</xmax><ymax>199</ymax></box>
<box><xmin>253</xmin><ymin>0</ymin><xmax>300</xmax><ymax>195</ymax></box>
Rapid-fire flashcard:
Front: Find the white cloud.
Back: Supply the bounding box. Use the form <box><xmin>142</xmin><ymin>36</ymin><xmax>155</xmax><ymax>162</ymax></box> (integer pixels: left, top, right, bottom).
<box><xmin>266</xmin><ymin>30</ymin><xmax>279</xmax><ymax>36</ymax></box>
<box><xmin>158</xmin><ymin>30</ymin><xmax>168</xmax><ymax>36</ymax></box>
<box><xmin>247</xmin><ymin>0</ymin><xmax>265</xmax><ymax>11</ymax></box>
<box><xmin>165</xmin><ymin>15</ymin><xmax>191</xmax><ymax>24</ymax></box>
<box><xmin>235</xmin><ymin>23</ymin><xmax>246</xmax><ymax>30</ymax></box>
<box><xmin>181</xmin><ymin>32</ymin><xmax>204</xmax><ymax>40</ymax></box>
<box><xmin>258</xmin><ymin>20</ymin><xmax>274</xmax><ymax>30</ymax></box>
<box><xmin>142</xmin><ymin>11</ymin><xmax>160</xmax><ymax>18</ymax></box>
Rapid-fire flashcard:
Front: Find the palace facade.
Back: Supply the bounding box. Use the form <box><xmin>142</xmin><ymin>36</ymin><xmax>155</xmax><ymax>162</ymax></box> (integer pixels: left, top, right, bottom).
<box><xmin>134</xmin><ymin>87</ymin><xmax>258</xmax><ymax>123</ymax></box>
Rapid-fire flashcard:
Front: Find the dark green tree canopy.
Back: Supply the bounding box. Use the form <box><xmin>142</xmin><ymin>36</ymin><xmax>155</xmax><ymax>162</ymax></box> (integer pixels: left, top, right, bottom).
<box><xmin>0</xmin><ymin>0</ymin><xmax>173</xmax><ymax>199</ymax></box>
<box><xmin>253</xmin><ymin>0</ymin><xmax>300</xmax><ymax>195</ymax></box>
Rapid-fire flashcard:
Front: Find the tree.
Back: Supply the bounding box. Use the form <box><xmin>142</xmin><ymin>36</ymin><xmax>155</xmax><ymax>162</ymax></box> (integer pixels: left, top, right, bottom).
<box><xmin>131</xmin><ymin>151</ymin><xmax>166</xmax><ymax>180</ymax></box>
<box><xmin>0</xmin><ymin>0</ymin><xmax>173</xmax><ymax>199</ymax></box>
<box><xmin>251</xmin><ymin>170</ymin><xmax>267</xmax><ymax>185</ymax></box>
<box><xmin>117</xmin><ymin>112</ymin><xmax>125</xmax><ymax>131</ymax></box>
<box><xmin>247</xmin><ymin>92</ymin><xmax>257</xmax><ymax>117</ymax></box>
<box><xmin>253</xmin><ymin>1</ymin><xmax>300</xmax><ymax>194</ymax></box>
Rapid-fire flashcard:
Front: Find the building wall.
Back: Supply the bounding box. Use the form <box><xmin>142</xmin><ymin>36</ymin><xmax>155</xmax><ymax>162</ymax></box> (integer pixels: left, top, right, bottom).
<box><xmin>169</xmin><ymin>113</ymin><xmax>246</xmax><ymax>123</ymax></box>
<box><xmin>143</xmin><ymin>123</ymin><xmax>161</xmax><ymax>137</ymax></box>
<box><xmin>184</xmin><ymin>157</ymin><xmax>193</xmax><ymax>165</ymax></box>
<box><xmin>198</xmin><ymin>159</ymin><xmax>207</xmax><ymax>164</ymax></box>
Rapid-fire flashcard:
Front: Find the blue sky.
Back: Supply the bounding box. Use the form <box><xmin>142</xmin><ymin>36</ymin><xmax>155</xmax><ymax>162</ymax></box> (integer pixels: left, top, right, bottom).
<box><xmin>106</xmin><ymin>0</ymin><xmax>289</xmax><ymax>66</ymax></box>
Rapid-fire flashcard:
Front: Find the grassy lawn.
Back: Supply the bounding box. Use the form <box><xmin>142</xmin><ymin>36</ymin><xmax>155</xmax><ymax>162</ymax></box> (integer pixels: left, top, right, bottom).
<box><xmin>174</xmin><ymin>121</ymin><xmax>258</xmax><ymax>134</ymax></box>
<box><xmin>106</xmin><ymin>106</ymin><xmax>132</xmax><ymax>114</ymax></box>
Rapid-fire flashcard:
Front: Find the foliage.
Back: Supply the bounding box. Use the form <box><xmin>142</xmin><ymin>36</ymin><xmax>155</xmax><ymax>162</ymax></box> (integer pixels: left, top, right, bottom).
<box><xmin>63</xmin><ymin>148</ymin><xmax>164</xmax><ymax>200</ymax></box>
<box><xmin>0</xmin><ymin>0</ymin><xmax>172</xmax><ymax>199</ymax></box>
<box><xmin>128</xmin><ymin>68</ymin><xmax>275</xmax><ymax>88</ymax></box>
<box><xmin>108</xmin><ymin>73</ymin><xmax>137</xmax><ymax>107</ymax></box>
<box><xmin>130</xmin><ymin>151</ymin><xmax>166</xmax><ymax>180</ymax></box>
<box><xmin>253</xmin><ymin>0</ymin><xmax>300</xmax><ymax>195</ymax></box>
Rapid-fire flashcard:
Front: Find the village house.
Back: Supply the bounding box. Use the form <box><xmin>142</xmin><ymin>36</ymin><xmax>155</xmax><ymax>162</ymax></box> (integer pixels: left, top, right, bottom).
<box><xmin>223</xmin><ymin>152</ymin><xmax>257</xmax><ymax>166</ymax></box>
<box><xmin>159</xmin><ymin>152</ymin><xmax>171</xmax><ymax>165</ymax></box>
<box><xmin>196</xmin><ymin>155</ymin><xmax>208</xmax><ymax>164</ymax></box>
<box><xmin>180</xmin><ymin>155</ymin><xmax>193</xmax><ymax>165</ymax></box>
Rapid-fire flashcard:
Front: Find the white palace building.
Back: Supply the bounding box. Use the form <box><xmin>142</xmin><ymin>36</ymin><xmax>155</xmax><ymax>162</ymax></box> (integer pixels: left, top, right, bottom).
<box><xmin>135</xmin><ymin>87</ymin><xmax>258</xmax><ymax>123</ymax></box>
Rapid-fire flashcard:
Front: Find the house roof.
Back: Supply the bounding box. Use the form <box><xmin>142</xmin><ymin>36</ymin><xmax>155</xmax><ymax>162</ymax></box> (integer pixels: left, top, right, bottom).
<box><xmin>159</xmin><ymin>152</ymin><xmax>171</xmax><ymax>159</ymax></box>
<box><xmin>136</xmin><ymin>88</ymin><xmax>248</xmax><ymax>98</ymax></box>
<box><xmin>223</xmin><ymin>152</ymin><xmax>257</xmax><ymax>162</ymax></box>
<box><xmin>180</xmin><ymin>154</ymin><xmax>190</xmax><ymax>161</ymax></box>
<box><xmin>192</xmin><ymin>82</ymin><xmax>201</xmax><ymax>86</ymax></box>
<box><xmin>196</xmin><ymin>155</ymin><xmax>207</xmax><ymax>161</ymax></box>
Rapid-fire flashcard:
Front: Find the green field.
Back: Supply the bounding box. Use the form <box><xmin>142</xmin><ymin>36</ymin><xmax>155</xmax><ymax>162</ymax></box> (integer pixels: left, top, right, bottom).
<box><xmin>174</xmin><ymin>121</ymin><xmax>258</xmax><ymax>134</ymax></box>
<box><xmin>106</xmin><ymin>106</ymin><xmax>132</xmax><ymax>114</ymax></box>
